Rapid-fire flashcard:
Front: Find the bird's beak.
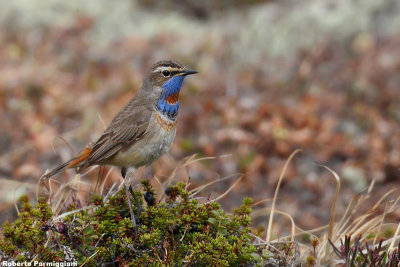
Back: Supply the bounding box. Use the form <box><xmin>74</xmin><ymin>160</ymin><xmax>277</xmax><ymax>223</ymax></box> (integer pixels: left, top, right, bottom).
<box><xmin>183</xmin><ymin>69</ymin><xmax>198</xmax><ymax>76</ymax></box>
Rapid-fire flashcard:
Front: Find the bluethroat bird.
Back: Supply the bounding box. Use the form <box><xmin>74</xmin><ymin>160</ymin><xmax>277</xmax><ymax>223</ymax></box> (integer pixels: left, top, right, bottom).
<box><xmin>41</xmin><ymin>60</ymin><xmax>197</xmax><ymax>225</ymax></box>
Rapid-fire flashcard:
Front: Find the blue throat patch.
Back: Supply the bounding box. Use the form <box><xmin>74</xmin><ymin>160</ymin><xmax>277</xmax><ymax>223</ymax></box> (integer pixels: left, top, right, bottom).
<box><xmin>157</xmin><ymin>75</ymin><xmax>185</xmax><ymax>119</ymax></box>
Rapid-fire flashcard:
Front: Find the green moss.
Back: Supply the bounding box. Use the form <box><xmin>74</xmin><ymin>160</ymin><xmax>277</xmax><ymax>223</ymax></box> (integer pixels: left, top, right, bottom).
<box><xmin>0</xmin><ymin>195</ymin><xmax>56</xmax><ymax>262</ymax></box>
<box><xmin>0</xmin><ymin>182</ymin><xmax>260</xmax><ymax>265</ymax></box>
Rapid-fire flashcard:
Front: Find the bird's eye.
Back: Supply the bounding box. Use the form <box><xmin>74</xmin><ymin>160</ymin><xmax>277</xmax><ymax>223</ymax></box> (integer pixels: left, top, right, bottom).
<box><xmin>162</xmin><ymin>70</ymin><xmax>171</xmax><ymax>77</ymax></box>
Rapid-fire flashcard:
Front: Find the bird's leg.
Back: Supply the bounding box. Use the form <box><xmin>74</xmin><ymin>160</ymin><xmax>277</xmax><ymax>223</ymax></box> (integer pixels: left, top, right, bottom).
<box><xmin>121</xmin><ymin>167</ymin><xmax>137</xmax><ymax>228</ymax></box>
<box><xmin>129</xmin><ymin>186</ymin><xmax>144</xmax><ymax>215</ymax></box>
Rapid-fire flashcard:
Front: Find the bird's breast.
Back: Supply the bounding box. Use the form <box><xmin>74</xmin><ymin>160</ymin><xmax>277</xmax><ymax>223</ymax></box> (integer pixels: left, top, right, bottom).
<box><xmin>136</xmin><ymin>111</ymin><xmax>177</xmax><ymax>164</ymax></box>
<box><xmin>107</xmin><ymin>111</ymin><xmax>177</xmax><ymax>168</ymax></box>
<box><xmin>154</xmin><ymin>111</ymin><xmax>177</xmax><ymax>131</ymax></box>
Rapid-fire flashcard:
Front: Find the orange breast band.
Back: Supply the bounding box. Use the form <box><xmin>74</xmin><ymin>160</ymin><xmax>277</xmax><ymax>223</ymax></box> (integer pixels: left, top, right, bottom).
<box><xmin>156</xmin><ymin>113</ymin><xmax>177</xmax><ymax>131</ymax></box>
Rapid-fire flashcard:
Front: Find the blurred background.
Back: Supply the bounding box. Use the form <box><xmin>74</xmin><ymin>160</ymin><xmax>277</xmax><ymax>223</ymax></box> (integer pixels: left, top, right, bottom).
<box><xmin>1</xmin><ymin>0</ymin><xmax>400</xmax><ymax>235</ymax></box>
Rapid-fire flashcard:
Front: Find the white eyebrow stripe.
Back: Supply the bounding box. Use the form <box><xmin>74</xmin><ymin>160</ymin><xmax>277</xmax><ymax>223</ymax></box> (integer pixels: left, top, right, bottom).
<box><xmin>152</xmin><ymin>66</ymin><xmax>184</xmax><ymax>73</ymax></box>
<box><xmin>153</xmin><ymin>66</ymin><xmax>168</xmax><ymax>73</ymax></box>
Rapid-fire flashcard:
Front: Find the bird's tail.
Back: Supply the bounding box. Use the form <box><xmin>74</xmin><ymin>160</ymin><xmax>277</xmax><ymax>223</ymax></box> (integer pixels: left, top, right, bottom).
<box><xmin>41</xmin><ymin>147</ymin><xmax>92</xmax><ymax>181</ymax></box>
<box><xmin>41</xmin><ymin>160</ymin><xmax>74</xmax><ymax>181</ymax></box>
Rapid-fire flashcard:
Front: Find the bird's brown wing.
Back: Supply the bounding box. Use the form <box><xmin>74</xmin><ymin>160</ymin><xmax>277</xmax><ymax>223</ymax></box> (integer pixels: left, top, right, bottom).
<box><xmin>80</xmin><ymin>98</ymin><xmax>154</xmax><ymax>170</ymax></box>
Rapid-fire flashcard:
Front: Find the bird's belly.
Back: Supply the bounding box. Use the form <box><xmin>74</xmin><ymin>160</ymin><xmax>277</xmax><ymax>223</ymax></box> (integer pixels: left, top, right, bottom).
<box><xmin>108</xmin><ymin>112</ymin><xmax>177</xmax><ymax>168</ymax></box>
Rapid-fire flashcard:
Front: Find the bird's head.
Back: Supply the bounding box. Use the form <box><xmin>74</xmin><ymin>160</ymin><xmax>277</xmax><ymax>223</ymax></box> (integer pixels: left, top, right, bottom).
<box><xmin>144</xmin><ymin>60</ymin><xmax>197</xmax><ymax>118</ymax></box>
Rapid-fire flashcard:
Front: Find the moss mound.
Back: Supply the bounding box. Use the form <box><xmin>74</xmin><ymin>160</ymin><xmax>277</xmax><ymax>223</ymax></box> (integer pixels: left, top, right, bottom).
<box><xmin>0</xmin><ymin>181</ymin><xmax>259</xmax><ymax>266</ymax></box>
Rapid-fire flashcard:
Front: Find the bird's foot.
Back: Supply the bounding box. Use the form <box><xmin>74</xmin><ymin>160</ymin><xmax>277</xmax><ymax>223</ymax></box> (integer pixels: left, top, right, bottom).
<box><xmin>129</xmin><ymin>185</ymin><xmax>144</xmax><ymax>217</ymax></box>
<box><xmin>124</xmin><ymin>183</ymin><xmax>137</xmax><ymax>230</ymax></box>
<box><xmin>121</xmin><ymin>167</ymin><xmax>144</xmax><ymax>231</ymax></box>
